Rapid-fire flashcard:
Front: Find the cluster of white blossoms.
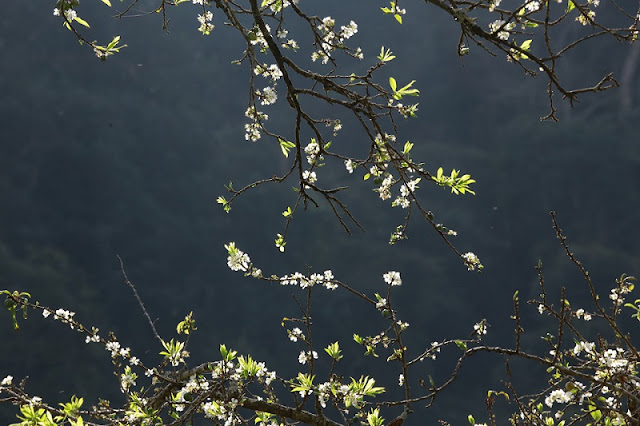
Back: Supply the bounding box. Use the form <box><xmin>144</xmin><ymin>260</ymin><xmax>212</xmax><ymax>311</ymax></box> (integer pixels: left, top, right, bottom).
<box><xmin>488</xmin><ymin>19</ymin><xmax>515</xmax><ymax>40</ymax></box>
<box><xmin>249</xmin><ymin>23</ymin><xmax>271</xmax><ymax>51</ymax></box>
<box><xmin>572</xmin><ymin>340</ymin><xmax>596</xmax><ymax>357</ymax></box>
<box><xmin>595</xmin><ymin>347</ymin><xmax>636</xmax><ymax>380</ymax></box>
<box><xmin>288</xmin><ymin>327</ymin><xmax>305</xmax><ymax>342</ymax></box>
<box><xmin>396</xmin><ymin>320</ymin><xmax>410</xmax><ymax>330</ymax></box>
<box><xmin>305</xmin><ymin>376</ymin><xmax>380</xmax><ymax>409</ymax></box>
<box><xmin>304</xmin><ymin>139</ymin><xmax>323</xmax><ymax>165</ymax></box>
<box><xmin>197</xmin><ymin>11</ymin><xmax>214</xmax><ymax>35</ymax></box>
<box><xmin>202</xmin><ymin>398</ymin><xmax>239</xmax><ymax>424</ymax></box>
<box><xmin>462</xmin><ymin>252</ymin><xmax>483</xmax><ymax>271</ymax></box>
<box><xmin>574</xmin><ymin>308</ymin><xmax>592</xmax><ymax>321</ymax></box>
<box><xmin>244</xmin><ymin>106</ymin><xmax>269</xmax><ymax>142</ymax></box>
<box><xmin>488</xmin><ymin>0</ymin><xmax>502</xmax><ymax>12</ymax></box>
<box><xmin>210</xmin><ymin>360</ymin><xmax>235</xmax><ymax>381</ymax></box>
<box><xmin>173</xmin><ymin>374</ymin><xmax>210</xmax><ymax>411</ymax></box>
<box><xmin>1</xmin><ymin>375</ymin><xmax>12</xmax><ymax>387</ymax></box>
<box><xmin>393</xmin><ymin>178</ymin><xmax>420</xmax><ymax>209</ymax></box>
<box><xmin>85</xmin><ymin>330</ymin><xmax>101</xmax><ymax>344</ymax></box>
<box><xmin>544</xmin><ymin>388</ymin><xmax>573</xmax><ymax>408</ymax></box>
<box><xmin>473</xmin><ymin>321</ymin><xmax>488</xmax><ymax>336</ymax></box>
<box><xmin>391</xmin><ymin>100</ymin><xmax>419</xmax><ymax>118</ymax></box>
<box><xmin>609</xmin><ymin>280</ymin><xmax>634</xmax><ymax>307</ymax></box>
<box><xmin>120</xmin><ymin>366</ymin><xmax>137</xmax><ymax>393</ymax></box>
<box><xmin>344</xmin><ymin>159</ymin><xmax>355</xmax><ymax>174</ymax></box>
<box><xmin>525</xmin><ymin>0</ymin><xmax>541</xmax><ymax>12</ymax></box>
<box><xmin>255</xmin><ymin>86</ymin><xmax>277</xmax><ymax>106</ymax></box>
<box><xmin>363</xmin><ymin>132</ymin><xmax>420</xmax><ymax>210</ymax></box>
<box><xmin>53</xmin><ymin>7</ymin><xmax>77</xmax><ymax>21</ymax></box>
<box><xmin>53</xmin><ymin>308</ymin><xmax>74</xmax><ymax>321</ymax></box>
<box><xmin>311</xmin><ymin>17</ymin><xmax>362</xmax><ymax>63</ymax></box>
<box><xmin>391</xmin><ymin>193</ymin><xmax>410</xmax><ymax>209</ymax></box>
<box><xmin>105</xmin><ymin>340</ymin><xmax>132</xmax><ymax>359</ymax></box>
<box><xmin>244</xmin><ymin>64</ymin><xmax>283</xmax><ymax>141</ymax></box>
<box><xmin>275</xmin><ymin>28</ymin><xmax>298</xmax><ymax>50</ymax></box>
<box><xmin>428</xmin><ymin>341</ymin><xmax>441</xmax><ymax>360</ymax></box>
<box><xmin>376</xmin><ymin>174</ymin><xmax>394</xmax><ymax>201</ymax></box>
<box><xmin>576</xmin><ymin>9</ymin><xmax>596</xmax><ymax>25</ymax></box>
<box><xmin>42</xmin><ymin>308</ymin><xmax>78</xmax><ymax>330</ymax></box>
<box><xmin>383</xmin><ymin>271</ymin><xmax>402</xmax><ymax>286</ymax></box>
<box><xmin>302</xmin><ymin>170</ymin><xmax>317</xmax><ymax>188</ymax></box>
<box><xmin>280</xmin><ymin>270</ymin><xmax>337</xmax><ymax>290</ymax></box>
<box><xmin>575</xmin><ymin>0</ymin><xmax>600</xmax><ymax>26</ymax></box>
<box><xmin>298</xmin><ymin>350</ymin><xmax>318</xmax><ymax>365</ymax></box>
<box><xmin>225</xmin><ymin>242</ymin><xmax>251</xmax><ymax>272</ymax></box>
<box><xmin>254</xmin><ymin>63</ymin><xmax>283</xmax><ymax>82</ymax></box>
<box><xmin>224</xmin><ymin>242</ymin><xmax>338</xmax><ymax>290</ymax></box>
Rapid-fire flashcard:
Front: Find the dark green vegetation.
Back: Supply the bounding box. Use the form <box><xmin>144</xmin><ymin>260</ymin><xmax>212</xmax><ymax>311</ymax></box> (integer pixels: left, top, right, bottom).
<box><xmin>1</xmin><ymin>1</ymin><xmax>639</xmax><ymax>423</ymax></box>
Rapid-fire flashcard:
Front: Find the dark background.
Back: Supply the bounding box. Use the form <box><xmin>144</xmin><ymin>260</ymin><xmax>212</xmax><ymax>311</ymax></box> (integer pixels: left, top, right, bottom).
<box><xmin>1</xmin><ymin>0</ymin><xmax>639</xmax><ymax>423</ymax></box>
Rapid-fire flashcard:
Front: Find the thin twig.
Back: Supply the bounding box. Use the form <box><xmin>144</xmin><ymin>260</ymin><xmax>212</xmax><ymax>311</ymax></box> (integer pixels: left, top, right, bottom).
<box><xmin>116</xmin><ymin>254</ymin><xmax>163</xmax><ymax>344</ymax></box>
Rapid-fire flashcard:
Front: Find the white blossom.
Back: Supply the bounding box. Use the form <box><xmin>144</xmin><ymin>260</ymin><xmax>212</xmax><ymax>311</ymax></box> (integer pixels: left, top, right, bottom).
<box><xmin>383</xmin><ymin>271</ymin><xmax>402</xmax><ymax>286</ymax></box>
<box><xmin>545</xmin><ymin>389</ymin><xmax>573</xmax><ymax>408</ymax></box>
<box><xmin>106</xmin><ymin>341</ymin><xmax>121</xmax><ymax>358</ymax></box>
<box><xmin>302</xmin><ymin>170</ymin><xmax>317</xmax><ymax>185</ymax></box>
<box><xmin>525</xmin><ymin>1</ymin><xmax>541</xmax><ymax>12</ymax></box>
<box><xmin>225</xmin><ymin>242</ymin><xmax>251</xmax><ymax>272</ymax></box>
<box><xmin>340</xmin><ymin>21</ymin><xmax>358</xmax><ymax>39</ymax></box>
<box><xmin>462</xmin><ymin>252</ymin><xmax>483</xmax><ymax>271</ymax></box>
<box><xmin>304</xmin><ymin>140</ymin><xmax>321</xmax><ymax>164</ymax></box>
<box><xmin>474</xmin><ymin>321</ymin><xmax>487</xmax><ymax>336</ymax></box>
<box><xmin>489</xmin><ymin>20</ymin><xmax>515</xmax><ymax>40</ymax></box>
<box><xmin>256</xmin><ymin>86</ymin><xmax>278</xmax><ymax>106</ymax></box>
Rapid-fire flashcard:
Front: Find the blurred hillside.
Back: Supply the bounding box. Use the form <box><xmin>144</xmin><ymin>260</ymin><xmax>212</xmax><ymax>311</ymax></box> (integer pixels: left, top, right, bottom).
<box><xmin>1</xmin><ymin>1</ymin><xmax>639</xmax><ymax>423</ymax></box>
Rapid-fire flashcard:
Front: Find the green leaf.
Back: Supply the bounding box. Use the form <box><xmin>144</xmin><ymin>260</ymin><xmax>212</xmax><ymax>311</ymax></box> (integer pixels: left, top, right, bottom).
<box><xmin>455</xmin><ymin>340</ymin><xmax>468</xmax><ymax>351</ymax></box>
<box><xmin>106</xmin><ymin>36</ymin><xmax>121</xmax><ymax>50</ymax></box>
<box><xmin>278</xmin><ymin>138</ymin><xmax>295</xmax><ymax>158</ymax></box>
<box><xmin>74</xmin><ymin>16</ymin><xmax>91</xmax><ymax>28</ymax></box>
<box><xmin>389</xmin><ymin>77</ymin><xmax>397</xmax><ymax>92</ymax></box>
<box><xmin>377</xmin><ymin>46</ymin><xmax>396</xmax><ymax>63</ymax></box>
<box><xmin>247</xmin><ymin>31</ymin><xmax>258</xmax><ymax>41</ymax></box>
<box><xmin>324</xmin><ymin>342</ymin><xmax>343</xmax><ymax>360</ymax></box>
<box><xmin>589</xmin><ymin>406</ymin><xmax>602</xmax><ymax>421</ymax></box>
<box><xmin>566</xmin><ymin>0</ymin><xmax>575</xmax><ymax>12</ymax></box>
<box><xmin>216</xmin><ymin>196</ymin><xmax>231</xmax><ymax>213</ymax></box>
<box><xmin>367</xmin><ymin>408</ymin><xmax>385</xmax><ymax>426</ymax></box>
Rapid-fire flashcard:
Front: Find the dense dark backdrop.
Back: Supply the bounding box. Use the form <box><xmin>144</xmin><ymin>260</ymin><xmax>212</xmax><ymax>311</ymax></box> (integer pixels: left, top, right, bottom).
<box><xmin>1</xmin><ymin>1</ymin><xmax>639</xmax><ymax>423</ymax></box>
